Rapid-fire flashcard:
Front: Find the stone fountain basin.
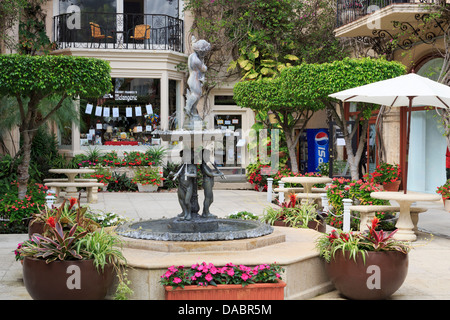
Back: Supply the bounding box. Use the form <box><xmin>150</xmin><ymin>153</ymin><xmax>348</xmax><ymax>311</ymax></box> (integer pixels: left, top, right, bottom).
<box><xmin>116</xmin><ymin>218</ymin><xmax>274</xmax><ymax>242</ymax></box>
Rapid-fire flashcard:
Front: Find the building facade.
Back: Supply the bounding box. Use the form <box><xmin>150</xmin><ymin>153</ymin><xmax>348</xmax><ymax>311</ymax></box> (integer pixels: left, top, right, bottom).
<box><xmin>38</xmin><ymin>0</ymin><xmax>257</xmax><ymax>169</ymax></box>
<box><xmin>334</xmin><ymin>0</ymin><xmax>449</xmax><ymax>193</ymax></box>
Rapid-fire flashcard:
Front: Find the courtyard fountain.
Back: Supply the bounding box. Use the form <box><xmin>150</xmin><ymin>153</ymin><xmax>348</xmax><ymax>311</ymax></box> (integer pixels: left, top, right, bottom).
<box><xmin>114</xmin><ymin>37</ymin><xmax>333</xmax><ymax>300</ymax></box>
<box><xmin>116</xmin><ymin>36</ymin><xmax>273</xmax><ymax>241</ymax></box>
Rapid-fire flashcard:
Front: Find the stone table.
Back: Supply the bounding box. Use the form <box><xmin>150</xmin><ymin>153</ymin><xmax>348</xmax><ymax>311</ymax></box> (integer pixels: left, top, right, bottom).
<box><xmin>48</xmin><ymin>168</ymin><xmax>95</xmax><ymax>198</ymax></box>
<box><xmin>280</xmin><ymin>176</ymin><xmax>332</xmax><ymax>194</ymax></box>
<box><xmin>370</xmin><ymin>191</ymin><xmax>440</xmax><ymax>241</ymax></box>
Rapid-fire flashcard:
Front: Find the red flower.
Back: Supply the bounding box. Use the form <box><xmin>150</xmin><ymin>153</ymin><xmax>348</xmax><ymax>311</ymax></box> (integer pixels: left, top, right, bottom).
<box><xmin>46</xmin><ymin>216</ymin><xmax>56</xmax><ymax>228</ymax></box>
<box><xmin>371</xmin><ymin>217</ymin><xmax>380</xmax><ymax>231</ymax></box>
<box><xmin>68</xmin><ymin>197</ymin><xmax>77</xmax><ymax>210</ymax></box>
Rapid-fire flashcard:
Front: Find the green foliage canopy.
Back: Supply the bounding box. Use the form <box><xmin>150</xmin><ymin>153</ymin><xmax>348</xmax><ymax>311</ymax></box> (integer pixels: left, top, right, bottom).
<box><xmin>279</xmin><ymin>57</ymin><xmax>407</xmax><ymax>108</ymax></box>
<box><xmin>234</xmin><ymin>57</ymin><xmax>406</xmax><ymax>115</ymax></box>
<box><xmin>0</xmin><ymin>54</ymin><xmax>112</xmax><ymax>98</ymax></box>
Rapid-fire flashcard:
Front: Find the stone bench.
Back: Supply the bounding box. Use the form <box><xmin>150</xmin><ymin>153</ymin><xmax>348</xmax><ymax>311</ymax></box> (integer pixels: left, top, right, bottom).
<box><xmin>44</xmin><ymin>178</ymin><xmax>98</xmax><ymax>183</ymax></box>
<box><xmin>295</xmin><ymin>192</ymin><xmax>323</xmax><ymax>207</ymax></box>
<box><xmin>274</xmin><ymin>187</ymin><xmax>327</xmax><ymax>201</ymax></box>
<box><xmin>44</xmin><ymin>182</ymin><xmax>104</xmax><ymax>204</ymax></box>
<box><xmin>349</xmin><ymin>205</ymin><xmax>427</xmax><ymax>233</ymax></box>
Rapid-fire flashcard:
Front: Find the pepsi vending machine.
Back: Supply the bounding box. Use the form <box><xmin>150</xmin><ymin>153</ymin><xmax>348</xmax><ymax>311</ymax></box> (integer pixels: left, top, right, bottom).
<box><xmin>306</xmin><ymin>129</ymin><xmax>329</xmax><ymax>173</ymax></box>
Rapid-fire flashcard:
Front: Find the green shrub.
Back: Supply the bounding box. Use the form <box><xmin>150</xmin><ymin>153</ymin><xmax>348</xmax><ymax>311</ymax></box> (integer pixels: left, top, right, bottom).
<box><xmin>107</xmin><ymin>172</ymin><xmax>137</xmax><ymax>192</ymax></box>
<box><xmin>0</xmin><ymin>181</ymin><xmax>47</xmax><ymax>233</ymax></box>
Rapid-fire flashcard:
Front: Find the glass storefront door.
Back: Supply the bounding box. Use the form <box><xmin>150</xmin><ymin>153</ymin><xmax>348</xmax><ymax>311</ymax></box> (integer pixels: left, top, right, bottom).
<box><xmin>213</xmin><ymin>114</ymin><xmax>242</xmax><ymax>167</ymax></box>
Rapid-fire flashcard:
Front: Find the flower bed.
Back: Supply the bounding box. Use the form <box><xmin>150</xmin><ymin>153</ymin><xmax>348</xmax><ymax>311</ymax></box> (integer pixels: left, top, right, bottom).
<box><xmin>160</xmin><ymin>262</ymin><xmax>284</xmax><ymax>289</ymax></box>
<box><xmin>325</xmin><ymin>178</ymin><xmax>394</xmax><ymax>230</ymax></box>
<box><xmin>0</xmin><ymin>181</ymin><xmax>47</xmax><ymax>233</ymax></box>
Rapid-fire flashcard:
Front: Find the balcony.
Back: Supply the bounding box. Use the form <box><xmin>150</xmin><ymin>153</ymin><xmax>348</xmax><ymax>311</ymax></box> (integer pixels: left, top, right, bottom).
<box><xmin>53</xmin><ymin>12</ymin><xmax>184</xmax><ymax>53</ymax></box>
<box><xmin>335</xmin><ymin>0</ymin><xmax>447</xmax><ymax>38</ymax></box>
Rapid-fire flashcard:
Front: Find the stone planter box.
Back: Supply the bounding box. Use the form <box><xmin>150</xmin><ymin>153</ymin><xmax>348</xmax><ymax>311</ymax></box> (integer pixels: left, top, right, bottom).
<box><xmin>137</xmin><ymin>183</ymin><xmax>159</xmax><ymax>192</ymax></box>
<box><xmin>108</xmin><ymin>166</ymin><xmax>163</xmax><ymax>179</ymax></box>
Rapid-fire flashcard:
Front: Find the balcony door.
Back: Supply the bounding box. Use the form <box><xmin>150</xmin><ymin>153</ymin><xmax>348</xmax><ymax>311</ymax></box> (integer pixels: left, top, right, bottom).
<box><xmin>124</xmin><ymin>0</ymin><xmax>144</xmax><ymax>42</ymax></box>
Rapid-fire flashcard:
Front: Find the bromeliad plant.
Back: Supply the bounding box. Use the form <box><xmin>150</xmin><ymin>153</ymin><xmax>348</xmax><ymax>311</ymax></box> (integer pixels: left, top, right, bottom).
<box><xmin>316</xmin><ymin>217</ymin><xmax>410</xmax><ymax>264</ymax></box>
<box><xmin>19</xmin><ymin>222</ymin><xmax>87</xmax><ymax>263</ymax></box>
<box><xmin>29</xmin><ymin>197</ymin><xmax>100</xmax><ymax>236</ymax></box>
<box><xmin>160</xmin><ymin>262</ymin><xmax>284</xmax><ymax>289</ymax></box>
<box><xmin>16</xmin><ymin>198</ymin><xmax>133</xmax><ymax>299</ymax></box>
<box><xmin>261</xmin><ymin>193</ymin><xmax>322</xmax><ymax>228</ymax></box>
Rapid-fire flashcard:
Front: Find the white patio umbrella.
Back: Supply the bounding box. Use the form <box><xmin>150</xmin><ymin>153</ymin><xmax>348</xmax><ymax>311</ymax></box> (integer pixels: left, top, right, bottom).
<box><xmin>329</xmin><ymin>73</ymin><xmax>450</xmax><ymax>193</ymax></box>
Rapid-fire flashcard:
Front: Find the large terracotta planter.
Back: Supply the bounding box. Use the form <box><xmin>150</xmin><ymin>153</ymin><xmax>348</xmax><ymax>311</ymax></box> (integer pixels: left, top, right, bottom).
<box><xmin>165</xmin><ymin>280</ymin><xmax>286</xmax><ymax>300</ymax></box>
<box><xmin>382</xmin><ymin>180</ymin><xmax>401</xmax><ymax>192</ymax></box>
<box><xmin>325</xmin><ymin>250</ymin><xmax>408</xmax><ymax>300</ymax></box>
<box><xmin>22</xmin><ymin>257</ymin><xmax>115</xmax><ymax>300</ymax></box>
<box><xmin>28</xmin><ymin>220</ymin><xmax>45</xmax><ymax>238</ymax></box>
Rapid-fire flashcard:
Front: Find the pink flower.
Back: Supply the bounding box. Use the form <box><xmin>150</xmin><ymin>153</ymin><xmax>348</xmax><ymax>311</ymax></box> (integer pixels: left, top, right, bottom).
<box><xmin>173</xmin><ymin>277</ymin><xmax>182</xmax><ymax>284</ymax></box>
<box><xmin>210</xmin><ymin>267</ymin><xmax>218</xmax><ymax>274</ymax></box>
<box><xmin>241</xmin><ymin>273</ymin><xmax>249</xmax><ymax>281</ymax></box>
<box><xmin>227</xmin><ymin>269</ymin><xmax>235</xmax><ymax>277</ymax></box>
<box><xmin>205</xmin><ymin>274</ymin><xmax>213</xmax><ymax>282</ymax></box>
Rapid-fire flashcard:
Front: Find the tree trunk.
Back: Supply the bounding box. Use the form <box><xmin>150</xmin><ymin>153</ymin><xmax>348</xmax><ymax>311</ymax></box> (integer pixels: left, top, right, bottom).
<box><xmin>343</xmin><ymin>121</ymin><xmax>368</xmax><ymax>181</ymax></box>
<box><xmin>286</xmin><ymin>133</ymin><xmax>299</xmax><ymax>174</ymax></box>
<box><xmin>17</xmin><ymin>128</ymin><xmax>32</xmax><ymax>200</ymax></box>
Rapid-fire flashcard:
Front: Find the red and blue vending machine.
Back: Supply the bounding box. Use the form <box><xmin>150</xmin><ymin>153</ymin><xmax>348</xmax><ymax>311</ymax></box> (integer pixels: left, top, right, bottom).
<box><xmin>306</xmin><ymin>128</ymin><xmax>329</xmax><ymax>173</ymax></box>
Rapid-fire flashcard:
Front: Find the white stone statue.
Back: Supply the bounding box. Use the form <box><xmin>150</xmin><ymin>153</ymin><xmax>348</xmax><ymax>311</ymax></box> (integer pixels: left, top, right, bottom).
<box><xmin>185</xmin><ymin>36</ymin><xmax>211</xmax><ymax>126</ymax></box>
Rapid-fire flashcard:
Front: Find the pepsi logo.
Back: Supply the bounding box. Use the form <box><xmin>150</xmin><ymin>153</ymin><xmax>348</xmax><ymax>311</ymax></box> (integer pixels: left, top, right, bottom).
<box><xmin>315</xmin><ymin>131</ymin><xmax>328</xmax><ymax>146</ymax></box>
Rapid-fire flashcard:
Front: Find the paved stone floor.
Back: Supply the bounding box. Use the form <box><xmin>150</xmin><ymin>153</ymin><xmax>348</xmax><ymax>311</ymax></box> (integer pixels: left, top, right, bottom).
<box><xmin>1</xmin><ymin>189</ymin><xmax>450</xmax><ymax>300</ymax></box>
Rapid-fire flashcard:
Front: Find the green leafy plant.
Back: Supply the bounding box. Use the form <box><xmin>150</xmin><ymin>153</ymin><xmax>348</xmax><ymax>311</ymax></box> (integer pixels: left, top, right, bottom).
<box><xmin>21</xmin><ymin>222</ymin><xmax>87</xmax><ymax>263</ymax></box>
<box><xmin>162</xmin><ymin>161</ymin><xmax>181</xmax><ymax>189</ymax></box>
<box><xmin>107</xmin><ymin>172</ymin><xmax>138</xmax><ymax>192</ymax></box>
<box><xmin>0</xmin><ymin>180</ymin><xmax>47</xmax><ymax>233</ymax></box>
<box><xmin>261</xmin><ymin>193</ymin><xmax>321</xmax><ymax>228</ymax></box>
<box><xmin>145</xmin><ymin>146</ymin><xmax>167</xmax><ymax>166</ymax></box>
<box><xmin>368</xmin><ymin>162</ymin><xmax>401</xmax><ymax>184</ymax></box>
<box><xmin>437</xmin><ymin>179</ymin><xmax>450</xmax><ymax>199</ymax></box>
<box><xmin>131</xmin><ymin>167</ymin><xmax>164</xmax><ymax>186</ymax></box>
<box><xmin>0</xmin><ymin>54</ymin><xmax>112</xmax><ymax>200</ymax></box>
<box><xmin>316</xmin><ymin>217</ymin><xmax>410</xmax><ymax>264</ymax></box>
<box><xmin>228</xmin><ymin>211</ymin><xmax>259</xmax><ymax>221</ymax></box>
<box><xmin>16</xmin><ymin>199</ymin><xmax>133</xmax><ymax>299</ymax></box>
<box><xmin>29</xmin><ymin>197</ymin><xmax>100</xmax><ymax>236</ymax></box>
<box><xmin>86</xmin><ymin>211</ymin><xmax>129</xmax><ymax>228</ymax></box>
<box><xmin>83</xmin><ymin>165</ymin><xmax>113</xmax><ymax>186</ymax></box>
<box><xmin>160</xmin><ymin>262</ymin><xmax>284</xmax><ymax>289</ymax></box>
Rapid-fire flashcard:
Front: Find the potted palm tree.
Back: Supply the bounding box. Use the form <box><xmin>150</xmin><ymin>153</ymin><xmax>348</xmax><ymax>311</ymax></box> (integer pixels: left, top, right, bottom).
<box><xmin>16</xmin><ymin>199</ymin><xmax>132</xmax><ymax>300</ymax></box>
<box><xmin>315</xmin><ymin>217</ymin><xmax>410</xmax><ymax>300</ymax></box>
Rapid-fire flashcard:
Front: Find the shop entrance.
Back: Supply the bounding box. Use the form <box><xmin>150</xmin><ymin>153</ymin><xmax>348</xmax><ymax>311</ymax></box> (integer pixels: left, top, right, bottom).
<box><xmin>213</xmin><ymin>114</ymin><xmax>242</xmax><ymax>167</ymax></box>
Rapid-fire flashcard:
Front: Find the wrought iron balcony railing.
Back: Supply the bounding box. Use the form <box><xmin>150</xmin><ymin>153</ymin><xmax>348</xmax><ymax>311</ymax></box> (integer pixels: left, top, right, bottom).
<box><xmin>53</xmin><ymin>12</ymin><xmax>184</xmax><ymax>53</ymax></box>
<box><xmin>336</xmin><ymin>0</ymin><xmax>439</xmax><ymax>28</ymax></box>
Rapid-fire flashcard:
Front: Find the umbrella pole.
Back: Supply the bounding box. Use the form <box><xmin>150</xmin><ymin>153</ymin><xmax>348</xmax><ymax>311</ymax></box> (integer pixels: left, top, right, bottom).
<box><xmin>404</xmin><ymin>97</ymin><xmax>414</xmax><ymax>194</ymax></box>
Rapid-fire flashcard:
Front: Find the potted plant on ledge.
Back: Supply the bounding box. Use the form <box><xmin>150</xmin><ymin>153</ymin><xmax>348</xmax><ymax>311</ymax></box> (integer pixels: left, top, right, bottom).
<box><xmin>368</xmin><ymin>162</ymin><xmax>401</xmax><ymax>191</ymax></box>
<box><xmin>16</xmin><ymin>199</ymin><xmax>132</xmax><ymax>300</ymax></box>
<box><xmin>261</xmin><ymin>194</ymin><xmax>326</xmax><ymax>232</ymax></box>
<box><xmin>315</xmin><ymin>217</ymin><xmax>410</xmax><ymax>300</ymax></box>
<box><xmin>160</xmin><ymin>262</ymin><xmax>286</xmax><ymax>300</ymax></box>
<box><xmin>132</xmin><ymin>167</ymin><xmax>164</xmax><ymax>192</ymax></box>
<box><xmin>437</xmin><ymin>179</ymin><xmax>450</xmax><ymax>212</ymax></box>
